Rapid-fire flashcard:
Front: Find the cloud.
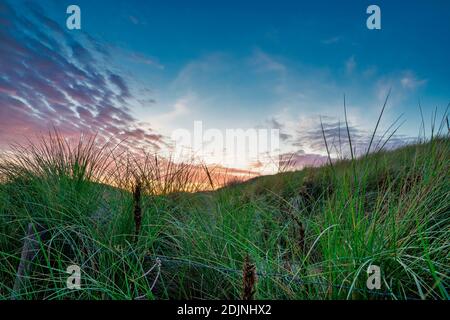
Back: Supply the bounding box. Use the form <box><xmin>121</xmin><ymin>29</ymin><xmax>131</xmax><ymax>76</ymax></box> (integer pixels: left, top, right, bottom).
<box><xmin>321</xmin><ymin>36</ymin><xmax>341</xmax><ymax>45</ymax></box>
<box><xmin>0</xmin><ymin>1</ymin><xmax>165</xmax><ymax>151</ymax></box>
<box><xmin>345</xmin><ymin>55</ymin><xmax>356</xmax><ymax>75</ymax></box>
<box><xmin>152</xmin><ymin>96</ymin><xmax>191</xmax><ymax>125</ymax></box>
<box><xmin>251</xmin><ymin>48</ymin><xmax>286</xmax><ymax>74</ymax></box>
<box><xmin>173</xmin><ymin>53</ymin><xmax>230</xmax><ymax>89</ymax></box>
<box><xmin>109</xmin><ymin>73</ymin><xmax>131</xmax><ymax>100</ymax></box>
<box><xmin>400</xmin><ymin>71</ymin><xmax>427</xmax><ymax>89</ymax></box>
<box><xmin>127</xmin><ymin>14</ymin><xmax>147</xmax><ymax>26</ymax></box>
<box><xmin>293</xmin><ymin>116</ymin><xmax>414</xmax><ymax>157</ymax></box>
<box><xmin>372</xmin><ymin>70</ymin><xmax>427</xmax><ymax>107</ymax></box>
<box><xmin>278</xmin><ymin>151</ymin><xmax>329</xmax><ymax>170</ymax></box>
<box><xmin>128</xmin><ymin>15</ymin><xmax>139</xmax><ymax>25</ymax></box>
<box><xmin>128</xmin><ymin>52</ymin><xmax>165</xmax><ymax>69</ymax></box>
<box><xmin>264</xmin><ymin>117</ymin><xmax>292</xmax><ymax>142</ymax></box>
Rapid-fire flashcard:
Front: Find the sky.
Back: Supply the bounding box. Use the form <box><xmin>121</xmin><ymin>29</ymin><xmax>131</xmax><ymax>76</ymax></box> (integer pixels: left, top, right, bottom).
<box><xmin>0</xmin><ymin>0</ymin><xmax>449</xmax><ymax>173</ymax></box>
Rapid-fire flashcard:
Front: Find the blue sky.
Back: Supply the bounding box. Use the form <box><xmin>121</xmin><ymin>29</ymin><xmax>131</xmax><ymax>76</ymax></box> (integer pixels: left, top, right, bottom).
<box><xmin>0</xmin><ymin>0</ymin><xmax>449</xmax><ymax>170</ymax></box>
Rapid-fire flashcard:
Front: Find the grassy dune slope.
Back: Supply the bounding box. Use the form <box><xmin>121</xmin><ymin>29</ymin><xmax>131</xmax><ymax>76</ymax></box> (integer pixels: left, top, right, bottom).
<box><xmin>0</xmin><ymin>136</ymin><xmax>448</xmax><ymax>300</ymax></box>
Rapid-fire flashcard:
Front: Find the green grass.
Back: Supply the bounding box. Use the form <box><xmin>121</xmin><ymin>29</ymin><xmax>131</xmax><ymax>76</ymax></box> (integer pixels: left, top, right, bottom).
<box><xmin>0</xmin><ymin>130</ymin><xmax>448</xmax><ymax>300</ymax></box>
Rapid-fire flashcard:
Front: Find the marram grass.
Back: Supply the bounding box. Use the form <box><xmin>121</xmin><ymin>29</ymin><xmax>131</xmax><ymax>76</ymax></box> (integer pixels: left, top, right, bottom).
<box><xmin>0</xmin><ymin>131</ymin><xmax>448</xmax><ymax>300</ymax></box>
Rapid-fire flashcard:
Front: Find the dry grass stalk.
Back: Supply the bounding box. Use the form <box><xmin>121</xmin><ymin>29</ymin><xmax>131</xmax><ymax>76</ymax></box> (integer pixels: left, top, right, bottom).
<box><xmin>242</xmin><ymin>255</ymin><xmax>257</xmax><ymax>300</ymax></box>
<box><xmin>133</xmin><ymin>180</ymin><xmax>142</xmax><ymax>236</ymax></box>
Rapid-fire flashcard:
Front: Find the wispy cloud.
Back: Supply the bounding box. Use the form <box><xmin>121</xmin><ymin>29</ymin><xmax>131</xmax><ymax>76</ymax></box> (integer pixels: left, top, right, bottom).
<box><xmin>129</xmin><ymin>52</ymin><xmax>165</xmax><ymax>69</ymax></box>
<box><xmin>400</xmin><ymin>71</ymin><xmax>427</xmax><ymax>90</ymax></box>
<box><xmin>152</xmin><ymin>95</ymin><xmax>191</xmax><ymax>126</ymax></box>
<box><xmin>345</xmin><ymin>55</ymin><xmax>356</xmax><ymax>75</ymax></box>
<box><xmin>321</xmin><ymin>36</ymin><xmax>342</xmax><ymax>45</ymax></box>
<box><xmin>250</xmin><ymin>48</ymin><xmax>286</xmax><ymax>74</ymax></box>
<box><xmin>128</xmin><ymin>15</ymin><xmax>140</xmax><ymax>25</ymax></box>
